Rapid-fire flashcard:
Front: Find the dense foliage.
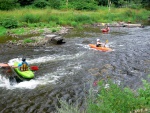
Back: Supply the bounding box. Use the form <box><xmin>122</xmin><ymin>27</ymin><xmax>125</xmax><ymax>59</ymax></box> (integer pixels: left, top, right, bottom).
<box><xmin>0</xmin><ymin>7</ymin><xmax>149</xmax><ymax>30</ymax></box>
<box><xmin>57</xmin><ymin>78</ymin><xmax>150</xmax><ymax>113</ymax></box>
<box><xmin>0</xmin><ymin>0</ymin><xmax>19</xmax><ymax>10</ymax></box>
<box><xmin>1</xmin><ymin>18</ymin><xmax>18</xmax><ymax>28</ymax></box>
<box><xmin>86</xmin><ymin>79</ymin><xmax>150</xmax><ymax>113</ymax></box>
<box><xmin>0</xmin><ymin>0</ymin><xmax>149</xmax><ymax>10</ymax></box>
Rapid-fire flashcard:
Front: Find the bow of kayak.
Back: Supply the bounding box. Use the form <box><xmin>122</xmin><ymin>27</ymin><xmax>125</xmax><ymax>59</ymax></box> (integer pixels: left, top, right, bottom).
<box><xmin>89</xmin><ymin>44</ymin><xmax>112</xmax><ymax>52</ymax></box>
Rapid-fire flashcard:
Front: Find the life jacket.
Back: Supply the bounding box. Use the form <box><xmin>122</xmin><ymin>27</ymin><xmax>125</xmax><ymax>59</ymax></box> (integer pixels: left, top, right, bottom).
<box><xmin>20</xmin><ymin>63</ymin><xmax>28</xmax><ymax>71</ymax></box>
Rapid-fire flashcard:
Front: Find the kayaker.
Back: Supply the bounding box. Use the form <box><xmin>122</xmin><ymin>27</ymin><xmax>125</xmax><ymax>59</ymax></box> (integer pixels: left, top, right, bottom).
<box><xmin>96</xmin><ymin>39</ymin><xmax>103</xmax><ymax>47</ymax></box>
<box><xmin>105</xmin><ymin>25</ymin><xmax>110</xmax><ymax>31</ymax></box>
<box><xmin>12</xmin><ymin>58</ymin><xmax>29</xmax><ymax>71</ymax></box>
<box><xmin>18</xmin><ymin>58</ymin><xmax>29</xmax><ymax>71</ymax></box>
<box><xmin>101</xmin><ymin>24</ymin><xmax>110</xmax><ymax>33</ymax></box>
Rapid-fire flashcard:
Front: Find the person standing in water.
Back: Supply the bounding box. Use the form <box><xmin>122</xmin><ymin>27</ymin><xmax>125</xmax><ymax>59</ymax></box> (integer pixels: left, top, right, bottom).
<box><xmin>105</xmin><ymin>24</ymin><xmax>110</xmax><ymax>31</ymax></box>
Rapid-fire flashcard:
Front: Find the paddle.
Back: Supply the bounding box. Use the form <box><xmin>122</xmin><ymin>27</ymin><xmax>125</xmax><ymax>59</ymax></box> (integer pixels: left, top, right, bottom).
<box><xmin>30</xmin><ymin>66</ymin><xmax>39</xmax><ymax>71</ymax></box>
<box><xmin>0</xmin><ymin>63</ymin><xmax>9</xmax><ymax>67</ymax></box>
<box><xmin>104</xmin><ymin>39</ymin><xmax>108</xmax><ymax>47</ymax></box>
<box><xmin>0</xmin><ymin>63</ymin><xmax>39</xmax><ymax>71</ymax></box>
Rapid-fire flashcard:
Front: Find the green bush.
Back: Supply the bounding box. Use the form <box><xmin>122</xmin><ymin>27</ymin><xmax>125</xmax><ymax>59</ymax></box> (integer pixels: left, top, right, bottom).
<box><xmin>87</xmin><ymin>80</ymin><xmax>150</xmax><ymax>113</ymax></box>
<box><xmin>52</xmin><ymin>29</ymin><xmax>57</xmax><ymax>32</ymax></box>
<box><xmin>56</xmin><ymin>78</ymin><xmax>150</xmax><ymax>113</ymax></box>
<box><xmin>23</xmin><ymin>38</ymin><xmax>35</xmax><ymax>43</ymax></box>
<box><xmin>138</xmin><ymin>79</ymin><xmax>150</xmax><ymax>105</ymax></box>
<box><xmin>71</xmin><ymin>21</ymin><xmax>78</xmax><ymax>27</ymax></box>
<box><xmin>74</xmin><ymin>15</ymin><xmax>93</xmax><ymax>24</ymax></box>
<box><xmin>0</xmin><ymin>0</ymin><xmax>19</xmax><ymax>10</ymax></box>
<box><xmin>33</xmin><ymin>0</ymin><xmax>49</xmax><ymax>8</ymax></box>
<box><xmin>0</xmin><ymin>26</ymin><xmax>7</xmax><ymax>36</ymax></box>
<box><xmin>48</xmin><ymin>15</ymin><xmax>59</xmax><ymax>22</ymax></box>
<box><xmin>21</xmin><ymin>14</ymin><xmax>40</xmax><ymax>23</ymax></box>
<box><xmin>72</xmin><ymin>1</ymin><xmax>98</xmax><ymax>10</ymax></box>
<box><xmin>124</xmin><ymin>10</ymin><xmax>135</xmax><ymax>18</ymax></box>
<box><xmin>48</xmin><ymin>0</ymin><xmax>61</xmax><ymax>9</ymax></box>
<box><xmin>1</xmin><ymin>18</ymin><xmax>18</xmax><ymax>28</ymax></box>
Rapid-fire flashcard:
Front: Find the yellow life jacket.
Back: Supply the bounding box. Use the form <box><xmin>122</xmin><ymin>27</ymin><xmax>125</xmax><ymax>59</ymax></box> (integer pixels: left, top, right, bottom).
<box><xmin>20</xmin><ymin>63</ymin><xmax>28</xmax><ymax>71</ymax></box>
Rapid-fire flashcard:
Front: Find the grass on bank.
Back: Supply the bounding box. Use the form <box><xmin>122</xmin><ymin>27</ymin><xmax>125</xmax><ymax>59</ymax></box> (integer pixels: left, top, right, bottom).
<box><xmin>0</xmin><ymin>7</ymin><xmax>149</xmax><ymax>36</ymax></box>
<box><xmin>0</xmin><ymin>26</ymin><xmax>7</xmax><ymax>36</ymax></box>
<box><xmin>56</xmin><ymin>78</ymin><xmax>150</xmax><ymax>113</ymax></box>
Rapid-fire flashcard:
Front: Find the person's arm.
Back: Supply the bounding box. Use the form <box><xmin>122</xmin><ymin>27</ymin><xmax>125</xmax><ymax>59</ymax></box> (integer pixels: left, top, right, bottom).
<box><xmin>26</xmin><ymin>62</ymin><xmax>29</xmax><ymax>66</ymax></box>
<box><xmin>11</xmin><ymin>66</ymin><xmax>18</xmax><ymax>68</ymax></box>
<box><xmin>12</xmin><ymin>63</ymin><xmax>22</xmax><ymax>68</ymax></box>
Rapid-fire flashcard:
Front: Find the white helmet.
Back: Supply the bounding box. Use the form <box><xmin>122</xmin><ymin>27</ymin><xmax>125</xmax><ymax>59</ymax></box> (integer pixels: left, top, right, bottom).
<box><xmin>97</xmin><ymin>39</ymin><xmax>100</xmax><ymax>42</ymax></box>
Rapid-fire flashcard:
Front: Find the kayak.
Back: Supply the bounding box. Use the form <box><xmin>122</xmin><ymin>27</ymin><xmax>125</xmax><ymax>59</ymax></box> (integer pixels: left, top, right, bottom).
<box><xmin>101</xmin><ymin>29</ymin><xmax>109</xmax><ymax>32</ymax></box>
<box><xmin>13</xmin><ymin>62</ymin><xmax>34</xmax><ymax>79</ymax></box>
<box><xmin>89</xmin><ymin>44</ymin><xmax>112</xmax><ymax>52</ymax></box>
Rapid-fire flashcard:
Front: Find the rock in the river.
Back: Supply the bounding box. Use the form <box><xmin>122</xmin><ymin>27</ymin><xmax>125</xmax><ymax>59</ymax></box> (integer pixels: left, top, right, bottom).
<box><xmin>45</xmin><ymin>35</ymin><xmax>66</xmax><ymax>44</ymax></box>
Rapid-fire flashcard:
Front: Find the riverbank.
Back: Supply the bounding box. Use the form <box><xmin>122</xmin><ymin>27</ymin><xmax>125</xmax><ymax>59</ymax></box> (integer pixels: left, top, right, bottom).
<box><xmin>0</xmin><ymin>7</ymin><xmax>149</xmax><ymax>46</ymax></box>
<box><xmin>0</xmin><ymin>21</ymin><xmax>146</xmax><ymax>46</ymax></box>
<box><xmin>0</xmin><ymin>7</ymin><xmax>149</xmax><ymax>35</ymax></box>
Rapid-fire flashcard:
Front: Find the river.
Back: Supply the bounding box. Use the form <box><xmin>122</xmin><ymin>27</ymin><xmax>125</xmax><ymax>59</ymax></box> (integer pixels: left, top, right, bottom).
<box><xmin>0</xmin><ymin>26</ymin><xmax>150</xmax><ymax>112</ymax></box>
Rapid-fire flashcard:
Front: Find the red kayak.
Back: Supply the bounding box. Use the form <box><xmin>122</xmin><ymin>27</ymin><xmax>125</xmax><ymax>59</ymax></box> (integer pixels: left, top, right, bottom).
<box><xmin>101</xmin><ymin>27</ymin><xmax>110</xmax><ymax>33</ymax></box>
<box><xmin>89</xmin><ymin>44</ymin><xmax>112</xmax><ymax>52</ymax></box>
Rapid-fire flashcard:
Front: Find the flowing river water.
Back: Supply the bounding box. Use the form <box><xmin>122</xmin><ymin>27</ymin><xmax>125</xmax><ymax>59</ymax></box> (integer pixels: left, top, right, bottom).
<box><xmin>0</xmin><ymin>26</ymin><xmax>150</xmax><ymax>112</ymax></box>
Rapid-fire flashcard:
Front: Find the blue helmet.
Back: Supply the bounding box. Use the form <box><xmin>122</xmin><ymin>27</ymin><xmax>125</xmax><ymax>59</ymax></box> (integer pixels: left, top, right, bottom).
<box><xmin>22</xmin><ymin>58</ymin><xmax>26</xmax><ymax>62</ymax></box>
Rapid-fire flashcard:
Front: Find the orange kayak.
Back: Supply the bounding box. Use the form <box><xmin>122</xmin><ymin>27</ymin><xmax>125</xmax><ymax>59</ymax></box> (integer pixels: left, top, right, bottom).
<box><xmin>89</xmin><ymin>44</ymin><xmax>112</xmax><ymax>52</ymax></box>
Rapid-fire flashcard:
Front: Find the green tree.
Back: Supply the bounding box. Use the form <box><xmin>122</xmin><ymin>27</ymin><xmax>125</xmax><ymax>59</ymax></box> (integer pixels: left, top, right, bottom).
<box><xmin>17</xmin><ymin>0</ymin><xmax>35</xmax><ymax>6</ymax></box>
<box><xmin>68</xmin><ymin>0</ymin><xmax>98</xmax><ymax>10</ymax></box>
<box><xmin>141</xmin><ymin>0</ymin><xmax>150</xmax><ymax>9</ymax></box>
<box><xmin>48</xmin><ymin>0</ymin><xmax>61</xmax><ymax>9</ymax></box>
<box><xmin>95</xmin><ymin>0</ymin><xmax>108</xmax><ymax>6</ymax></box>
<box><xmin>33</xmin><ymin>0</ymin><xmax>49</xmax><ymax>8</ymax></box>
<box><xmin>0</xmin><ymin>0</ymin><xmax>19</xmax><ymax>10</ymax></box>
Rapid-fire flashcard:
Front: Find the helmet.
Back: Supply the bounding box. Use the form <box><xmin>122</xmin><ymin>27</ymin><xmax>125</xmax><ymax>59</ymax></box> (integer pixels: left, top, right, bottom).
<box><xmin>97</xmin><ymin>39</ymin><xmax>100</xmax><ymax>42</ymax></box>
<box><xmin>22</xmin><ymin>58</ymin><xmax>26</xmax><ymax>61</ymax></box>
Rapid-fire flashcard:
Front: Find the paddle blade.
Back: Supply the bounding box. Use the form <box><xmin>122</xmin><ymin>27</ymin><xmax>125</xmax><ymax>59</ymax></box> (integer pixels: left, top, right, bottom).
<box><xmin>105</xmin><ymin>40</ymin><xmax>108</xmax><ymax>44</ymax></box>
<box><xmin>0</xmin><ymin>63</ymin><xmax>9</xmax><ymax>67</ymax></box>
<box><xmin>30</xmin><ymin>66</ymin><xmax>39</xmax><ymax>71</ymax></box>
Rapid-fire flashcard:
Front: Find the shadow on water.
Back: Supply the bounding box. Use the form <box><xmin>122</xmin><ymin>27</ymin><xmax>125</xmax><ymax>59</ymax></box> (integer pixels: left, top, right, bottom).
<box><xmin>0</xmin><ymin>26</ymin><xmax>150</xmax><ymax>112</ymax></box>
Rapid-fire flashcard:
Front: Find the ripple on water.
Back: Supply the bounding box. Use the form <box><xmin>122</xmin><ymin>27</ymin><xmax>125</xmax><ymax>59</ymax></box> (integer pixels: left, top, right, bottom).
<box><xmin>0</xmin><ymin>26</ymin><xmax>150</xmax><ymax>112</ymax></box>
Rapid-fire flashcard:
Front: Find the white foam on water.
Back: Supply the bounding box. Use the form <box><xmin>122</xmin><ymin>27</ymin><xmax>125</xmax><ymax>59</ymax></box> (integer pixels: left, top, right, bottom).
<box><xmin>29</xmin><ymin>52</ymin><xmax>85</xmax><ymax>64</ymax></box>
<box><xmin>0</xmin><ymin>52</ymin><xmax>84</xmax><ymax>89</ymax></box>
<box><xmin>118</xmin><ymin>45</ymin><xmax>124</xmax><ymax>47</ymax></box>
<box><xmin>0</xmin><ymin>72</ymin><xmax>63</xmax><ymax>90</ymax></box>
<box><xmin>0</xmin><ymin>75</ymin><xmax>11</xmax><ymax>87</ymax></box>
<box><xmin>12</xmin><ymin>80</ymin><xmax>40</xmax><ymax>89</ymax></box>
<box><xmin>76</xmin><ymin>43</ymin><xmax>89</xmax><ymax>49</ymax></box>
<box><xmin>7</xmin><ymin>52</ymin><xmax>84</xmax><ymax>65</ymax></box>
<box><xmin>8</xmin><ymin>58</ymin><xmax>20</xmax><ymax>66</ymax></box>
